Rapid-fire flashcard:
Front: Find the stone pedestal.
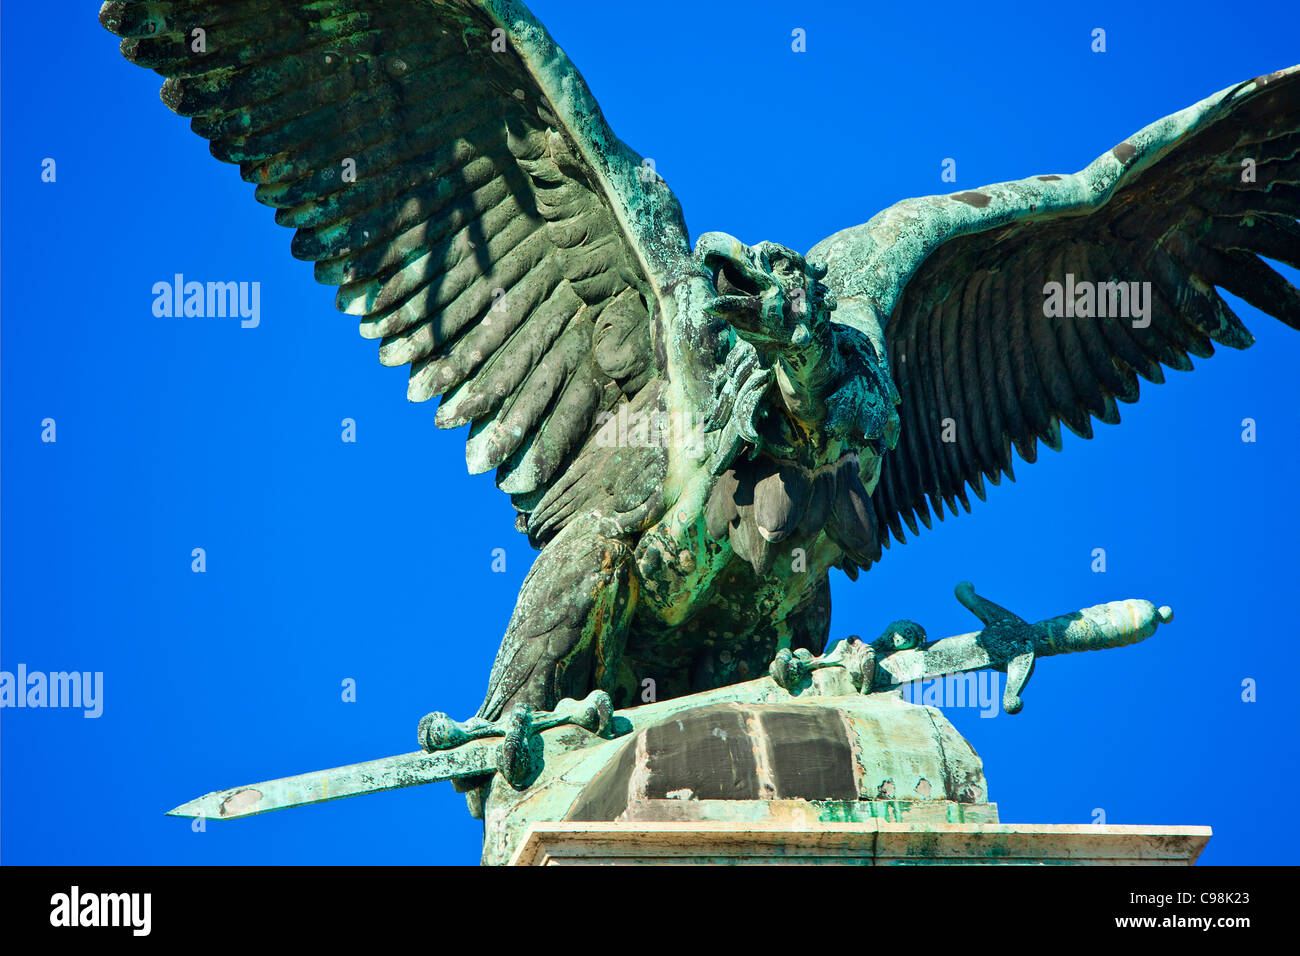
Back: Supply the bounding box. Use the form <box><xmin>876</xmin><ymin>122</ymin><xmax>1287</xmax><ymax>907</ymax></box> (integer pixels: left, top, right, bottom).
<box><xmin>476</xmin><ymin>669</ymin><xmax>1210</xmax><ymax>866</ymax></box>
<box><xmin>511</xmin><ymin>818</ymin><xmax>1211</xmax><ymax>865</ymax></box>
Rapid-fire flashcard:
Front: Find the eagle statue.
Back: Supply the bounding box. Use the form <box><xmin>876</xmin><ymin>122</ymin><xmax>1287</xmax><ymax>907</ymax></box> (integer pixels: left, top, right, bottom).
<box><xmin>101</xmin><ymin>1</ymin><xmax>1298</xmax><ymax>787</ymax></box>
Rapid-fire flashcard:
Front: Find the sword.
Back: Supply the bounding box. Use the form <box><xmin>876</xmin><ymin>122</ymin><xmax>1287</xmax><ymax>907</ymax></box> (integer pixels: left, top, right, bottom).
<box><xmin>168</xmin><ymin>689</ymin><xmax>622</xmax><ymax>820</ymax></box>
<box><xmin>169</xmin><ymin>583</ymin><xmax>1172</xmax><ymax>820</ymax></box>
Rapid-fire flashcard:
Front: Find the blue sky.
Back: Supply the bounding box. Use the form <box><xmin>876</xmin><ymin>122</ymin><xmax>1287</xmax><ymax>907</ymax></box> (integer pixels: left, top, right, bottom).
<box><xmin>2</xmin><ymin>0</ymin><xmax>1297</xmax><ymax>864</ymax></box>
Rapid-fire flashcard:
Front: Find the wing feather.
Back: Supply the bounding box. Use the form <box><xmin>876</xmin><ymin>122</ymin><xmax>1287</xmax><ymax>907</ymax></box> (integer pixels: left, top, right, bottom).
<box><xmin>102</xmin><ymin>0</ymin><xmax>693</xmax><ymax>540</ymax></box>
<box><xmin>811</xmin><ymin>66</ymin><xmax>1300</xmax><ymax>550</ymax></box>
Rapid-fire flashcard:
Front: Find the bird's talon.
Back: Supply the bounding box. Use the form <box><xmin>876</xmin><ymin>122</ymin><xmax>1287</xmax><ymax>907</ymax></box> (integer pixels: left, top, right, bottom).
<box><xmin>873</xmin><ymin>619</ymin><xmax>927</xmax><ymax>652</ymax></box>
<box><xmin>418</xmin><ymin>712</ymin><xmax>471</xmax><ymax>752</ymax></box>
<box><xmin>497</xmin><ymin>704</ymin><xmax>536</xmax><ymax>789</ymax></box>
<box><xmin>769</xmin><ymin>647</ymin><xmax>812</xmax><ymax>692</ymax></box>
<box><xmin>588</xmin><ymin>690</ymin><xmax>615</xmax><ymax>737</ymax></box>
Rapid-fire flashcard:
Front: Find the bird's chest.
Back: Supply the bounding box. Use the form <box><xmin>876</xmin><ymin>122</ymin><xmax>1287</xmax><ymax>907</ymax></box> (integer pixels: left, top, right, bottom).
<box><xmin>632</xmin><ymin>504</ymin><xmax>729</xmax><ymax>625</ymax></box>
<box><xmin>632</xmin><ymin>460</ymin><xmax>840</xmax><ymax>623</ymax></box>
<box><xmin>623</xmin><ymin>547</ymin><xmax>829</xmax><ymax>698</ymax></box>
<box><xmin>634</xmin><ymin>520</ymin><xmax>828</xmax><ymax>631</ymax></box>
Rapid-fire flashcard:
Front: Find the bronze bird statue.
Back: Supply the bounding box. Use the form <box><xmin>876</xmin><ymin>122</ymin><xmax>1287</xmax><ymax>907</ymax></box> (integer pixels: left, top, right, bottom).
<box><xmin>101</xmin><ymin>2</ymin><xmax>1299</xmax><ymax>805</ymax></box>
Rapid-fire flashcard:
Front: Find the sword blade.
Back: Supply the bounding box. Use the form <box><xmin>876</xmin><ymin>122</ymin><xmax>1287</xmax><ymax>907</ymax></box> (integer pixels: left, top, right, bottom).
<box><xmin>167</xmin><ymin>739</ymin><xmax>499</xmax><ymax>820</ymax></box>
<box><xmin>874</xmin><ymin>631</ymin><xmax>987</xmax><ymax>686</ymax></box>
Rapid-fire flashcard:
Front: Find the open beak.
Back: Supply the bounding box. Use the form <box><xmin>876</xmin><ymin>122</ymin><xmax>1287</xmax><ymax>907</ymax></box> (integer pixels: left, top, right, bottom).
<box><xmin>696</xmin><ymin>234</ymin><xmax>775</xmax><ymax>321</ymax></box>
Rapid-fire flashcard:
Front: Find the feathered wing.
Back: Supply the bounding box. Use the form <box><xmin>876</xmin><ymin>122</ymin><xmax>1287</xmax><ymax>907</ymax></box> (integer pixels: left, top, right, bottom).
<box><xmin>810</xmin><ymin>66</ymin><xmax>1300</xmax><ymax>548</ymax></box>
<box><xmin>100</xmin><ymin>0</ymin><xmax>693</xmax><ymax>535</ymax></box>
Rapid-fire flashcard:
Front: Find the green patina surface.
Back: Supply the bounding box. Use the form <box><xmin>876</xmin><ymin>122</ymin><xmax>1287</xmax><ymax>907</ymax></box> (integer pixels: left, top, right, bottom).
<box><xmin>101</xmin><ymin>2</ymin><xmax>1295</xmax><ymax>862</ymax></box>
<box><xmin>170</xmin><ymin>585</ymin><xmax>1170</xmax><ymax>864</ymax></box>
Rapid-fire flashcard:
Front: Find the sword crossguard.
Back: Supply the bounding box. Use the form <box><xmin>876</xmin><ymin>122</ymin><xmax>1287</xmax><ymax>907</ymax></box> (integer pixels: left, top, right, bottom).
<box><xmin>955</xmin><ymin>582</ymin><xmax>1037</xmax><ymax>715</ymax></box>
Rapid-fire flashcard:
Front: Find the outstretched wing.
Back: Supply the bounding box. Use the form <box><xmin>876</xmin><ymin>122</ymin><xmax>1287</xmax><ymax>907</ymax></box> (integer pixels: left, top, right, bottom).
<box><xmin>100</xmin><ymin>0</ymin><xmax>692</xmax><ymax>532</ymax></box>
<box><xmin>810</xmin><ymin>66</ymin><xmax>1300</xmax><ymax>548</ymax></box>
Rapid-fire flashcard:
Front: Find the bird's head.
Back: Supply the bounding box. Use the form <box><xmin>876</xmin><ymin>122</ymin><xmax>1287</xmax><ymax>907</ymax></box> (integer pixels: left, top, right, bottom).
<box><xmin>695</xmin><ymin>231</ymin><xmax>893</xmax><ymax>453</ymax></box>
<box><xmin>693</xmin><ymin>233</ymin><xmax>901</xmax><ymax>575</ymax></box>
<box><xmin>695</xmin><ymin>232</ymin><xmax>837</xmax><ymax>349</ymax></box>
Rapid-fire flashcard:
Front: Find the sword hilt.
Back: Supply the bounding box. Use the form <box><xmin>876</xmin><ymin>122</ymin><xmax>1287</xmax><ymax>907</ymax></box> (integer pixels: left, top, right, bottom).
<box><xmin>954</xmin><ymin>582</ymin><xmax>1173</xmax><ymax>714</ymax></box>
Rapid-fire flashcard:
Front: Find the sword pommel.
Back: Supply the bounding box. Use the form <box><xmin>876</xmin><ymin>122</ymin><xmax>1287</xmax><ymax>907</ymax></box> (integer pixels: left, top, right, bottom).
<box><xmin>1033</xmin><ymin>599</ymin><xmax>1173</xmax><ymax>657</ymax></box>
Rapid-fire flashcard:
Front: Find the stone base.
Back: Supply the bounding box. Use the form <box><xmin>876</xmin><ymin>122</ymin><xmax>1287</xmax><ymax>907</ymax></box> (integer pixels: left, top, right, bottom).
<box><xmin>478</xmin><ymin>670</ymin><xmax>1210</xmax><ymax>866</ymax></box>
<box><xmin>510</xmin><ymin>821</ymin><xmax>1211</xmax><ymax>865</ymax></box>
<box><xmin>480</xmin><ymin>676</ymin><xmax>998</xmax><ymax>864</ymax></box>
